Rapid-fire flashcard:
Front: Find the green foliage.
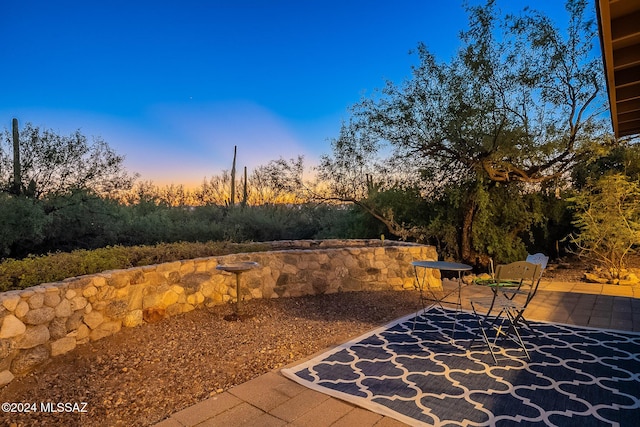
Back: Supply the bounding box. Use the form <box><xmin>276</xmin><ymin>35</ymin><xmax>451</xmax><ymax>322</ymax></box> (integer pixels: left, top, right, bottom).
<box><xmin>572</xmin><ymin>144</ymin><xmax>640</xmax><ymax>189</ymax></box>
<box><xmin>0</xmin><ymin>183</ymin><xmax>377</xmax><ymax>262</ymax></box>
<box><xmin>366</xmin><ymin>186</ymin><xmax>429</xmax><ymax>230</ymax></box>
<box><xmin>412</xmin><ymin>181</ymin><xmax>542</xmax><ymax>263</ymax></box>
<box><xmin>0</xmin><ymin>194</ymin><xmax>48</xmax><ymax>256</ymax></box>
<box><xmin>314</xmin><ymin>204</ymin><xmax>387</xmax><ymax>240</ymax></box>
<box><xmin>40</xmin><ymin>189</ymin><xmax>125</xmax><ymax>252</ymax></box>
<box><xmin>164</xmin><ymin>205</ymin><xmax>227</xmax><ymax>243</ymax></box>
<box><xmin>0</xmin><ymin>194</ymin><xmax>384</xmax><ymax>291</ymax></box>
<box><xmin>570</xmin><ymin>173</ymin><xmax>640</xmax><ymax>279</ymax></box>
<box><xmin>470</xmin><ymin>183</ymin><xmax>539</xmax><ymax>264</ymax></box>
<box><xmin>415</xmin><ymin>189</ymin><xmax>462</xmax><ymax>260</ymax></box>
<box><xmin>0</xmin><ymin>241</ymin><xmax>270</xmax><ymax>291</ymax></box>
<box><xmin>526</xmin><ymin>191</ymin><xmax>576</xmax><ymax>258</ymax></box>
<box><xmin>223</xmin><ymin>204</ymin><xmax>324</xmax><ymax>242</ymax></box>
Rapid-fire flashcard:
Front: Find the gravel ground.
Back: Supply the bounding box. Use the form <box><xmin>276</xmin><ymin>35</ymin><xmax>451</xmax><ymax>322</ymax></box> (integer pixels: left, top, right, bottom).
<box><xmin>0</xmin><ymin>290</ymin><xmax>420</xmax><ymax>427</ymax></box>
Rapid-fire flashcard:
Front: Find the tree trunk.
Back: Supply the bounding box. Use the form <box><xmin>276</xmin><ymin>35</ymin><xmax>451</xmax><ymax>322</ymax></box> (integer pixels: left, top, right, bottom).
<box><xmin>459</xmin><ymin>199</ymin><xmax>493</xmax><ymax>268</ymax></box>
<box><xmin>460</xmin><ymin>198</ymin><xmax>476</xmax><ymax>264</ymax></box>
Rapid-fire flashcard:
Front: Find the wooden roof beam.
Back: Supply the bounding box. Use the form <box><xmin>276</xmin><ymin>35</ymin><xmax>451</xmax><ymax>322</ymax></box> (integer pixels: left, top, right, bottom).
<box><xmin>614</xmin><ymin>65</ymin><xmax>640</xmax><ymax>87</ymax></box>
<box><xmin>613</xmin><ymin>45</ymin><xmax>640</xmax><ymax>70</ymax></box>
<box><xmin>616</xmin><ymin>84</ymin><xmax>640</xmax><ymax>103</ymax></box>
<box><xmin>611</xmin><ymin>10</ymin><xmax>640</xmax><ymax>47</ymax></box>
<box><xmin>617</xmin><ymin>98</ymin><xmax>640</xmax><ymax>114</ymax></box>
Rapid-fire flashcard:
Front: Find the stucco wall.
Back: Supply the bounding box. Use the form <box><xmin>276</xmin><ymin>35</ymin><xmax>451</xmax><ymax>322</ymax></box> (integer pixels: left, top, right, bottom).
<box><xmin>0</xmin><ymin>240</ymin><xmax>437</xmax><ymax>386</ymax></box>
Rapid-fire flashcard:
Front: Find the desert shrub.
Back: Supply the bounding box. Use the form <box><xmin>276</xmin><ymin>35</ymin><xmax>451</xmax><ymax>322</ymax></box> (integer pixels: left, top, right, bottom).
<box><xmin>38</xmin><ymin>190</ymin><xmax>126</xmax><ymax>253</ymax></box>
<box><xmin>223</xmin><ymin>205</ymin><xmax>321</xmax><ymax>242</ymax></box>
<box><xmin>163</xmin><ymin>205</ymin><xmax>226</xmax><ymax>243</ymax></box>
<box><xmin>570</xmin><ymin>173</ymin><xmax>640</xmax><ymax>280</ymax></box>
<box><xmin>118</xmin><ymin>205</ymin><xmax>175</xmax><ymax>246</ymax></box>
<box><xmin>0</xmin><ymin>194</ymin><xmax>48</xmax><ymax>257</ymax></box>
<box><xmin>313</xmin><ymin>204</ymin><xmax>387</xmax><ymax>240</ymax></box>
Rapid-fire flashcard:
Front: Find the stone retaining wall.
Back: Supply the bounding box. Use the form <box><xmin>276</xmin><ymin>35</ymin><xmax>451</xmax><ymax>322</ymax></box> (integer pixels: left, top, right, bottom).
<box><xmin>0</xmin><ymin>240</ymin><xmax>437</xmax><ymax>386</ymax></box>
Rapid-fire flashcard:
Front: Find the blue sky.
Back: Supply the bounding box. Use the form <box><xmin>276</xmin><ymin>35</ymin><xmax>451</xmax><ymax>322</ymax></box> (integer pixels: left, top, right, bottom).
<box><xmin>2</xmin><ymin>1</ymin><xmax>576</xmax><ymax>187</ymax></box>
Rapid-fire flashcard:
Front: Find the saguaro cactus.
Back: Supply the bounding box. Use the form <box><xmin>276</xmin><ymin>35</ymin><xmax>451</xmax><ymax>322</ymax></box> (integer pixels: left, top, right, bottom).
<box><xmin>230</xmin><ymin>145</ymin><xmax>237</xmax><ymax>205</ymax></box>
<box><xmin>11</xmin><ymin>118</ymin><xmax>22</xmax><ymax>195</ymax></box>
<box><xmin>242</xmin><ymin>166</ymin><xmax>248</xmax><ymax>207</ymax></box>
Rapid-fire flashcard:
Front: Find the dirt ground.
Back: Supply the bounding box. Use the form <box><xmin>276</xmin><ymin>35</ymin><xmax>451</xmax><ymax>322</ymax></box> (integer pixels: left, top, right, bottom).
<box><xmin>0</xmin><ymin>255</ymin><xmax>635</xmax><ymax>427</ymax></box>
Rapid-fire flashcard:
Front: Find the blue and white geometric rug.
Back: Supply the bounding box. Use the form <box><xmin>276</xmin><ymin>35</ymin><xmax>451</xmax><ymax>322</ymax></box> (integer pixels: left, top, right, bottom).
<box><xmin>281</xmin><ymin>307</ymin><xmax>640</xmax><ymax>426</ymax></box>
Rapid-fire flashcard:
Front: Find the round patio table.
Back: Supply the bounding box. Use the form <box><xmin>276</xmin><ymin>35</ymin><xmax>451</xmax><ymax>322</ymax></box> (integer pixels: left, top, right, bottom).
<box><xmin>411</xmin><ymin>261</ymin><xmax>472</xmax><ymax>339</ymax></box>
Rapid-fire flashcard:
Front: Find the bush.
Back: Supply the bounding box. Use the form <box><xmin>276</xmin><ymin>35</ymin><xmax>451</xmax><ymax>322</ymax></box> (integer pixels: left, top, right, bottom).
<box><xmin>224</xmin><ymin>204</ymin><xmax>326</xmax><ymax>242</ymax></box>
<box><xmin>39</xmin><ymin>190</ymin><xmax>125</xmax><ymax>252</ymax></box>
<box><xmin>570</xmin><ymin>173</ymin><xmax>640</xmax><ymax>280</ymax></box>
<box><xmin>313</xmin><ymin>204</ymin><xmax>387</xmax><ymax>240</ymax></box>
<box><xmin>0</xmin><ymin>241</ymin><xmax>269</xmax><ymax>291</ymax></box>
<box><xmin>0</xmin><ymin>194</ymin><xmax>48</xmax><ymax>257</ymax></box>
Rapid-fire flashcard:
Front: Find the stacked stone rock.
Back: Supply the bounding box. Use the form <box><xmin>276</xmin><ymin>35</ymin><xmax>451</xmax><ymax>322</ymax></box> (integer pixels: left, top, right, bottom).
<box><xmin>0</xmin><ymin>240</ymin><xmax>437</xmax><ymax>386</ymax></box>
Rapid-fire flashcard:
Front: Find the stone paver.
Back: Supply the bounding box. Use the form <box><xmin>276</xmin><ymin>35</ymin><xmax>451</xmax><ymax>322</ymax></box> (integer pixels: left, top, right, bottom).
<box><xmin>171</xmin><ymin>393</ymin><xmax>243</xmax><ymax>426</ymax></box>
<box><xmin>239</xmin><ymin>412</ymin><xmax>286</xmax><ymax>427</ymax></box>
<box><xmin>229</xmin><ymin>371</ymin><xmax>305</xmax><ymax>412</ymax></box>
<box><xmin>610</xmin><ymin>319</ymin><xmax>634</xmax><ymax>330</ymax></box>
<box><xmin>613</xmin><ymin>299</ymin><xmax>633</xmax><ymax>312</ymax></box>
<box><xmin>289</xmin><ymin>397</ymin><xmax>355</xmax><ymax>426</ymax></box>
<box><xmin>566</xmin><ymin>313</ymin><xmax>591</xmax><ymax>325</ymax></box>
<box><xmin>589</xmin><ymin>316</ymin><xmax>612</xmax><ymax>328</ymax></box>
<box><xmin>331</xmin><ymin>407</ymin><xmax>383</xmax><ymax>427</ymax></box>
<box><xmin>154</xmin><ymin>280</ymin><xmax>639</xmax><ymax>427</ymax></box>
<box><xmin>195</xmin><ymin>402</ymin><xmax>263</xmax><ymax>427</ymax></box>
<box><xmin>269</xmin><ymin>389</ymin><xmax>331</xmax><ymax>422</ymax></box>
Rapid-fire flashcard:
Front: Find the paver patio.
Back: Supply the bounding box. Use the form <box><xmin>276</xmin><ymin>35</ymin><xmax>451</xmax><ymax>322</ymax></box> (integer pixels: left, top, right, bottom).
<box><xmin>154</xmin><ymin>280</ymin><xmax>640</xmax><ymax>427</ymax></box>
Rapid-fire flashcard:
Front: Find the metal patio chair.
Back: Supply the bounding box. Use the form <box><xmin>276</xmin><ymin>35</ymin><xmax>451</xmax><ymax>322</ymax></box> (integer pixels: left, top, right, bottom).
<box><xmin>469</xmin><ymin>261</ymin><xmax>541</xmax><ymax>364</ymax></box>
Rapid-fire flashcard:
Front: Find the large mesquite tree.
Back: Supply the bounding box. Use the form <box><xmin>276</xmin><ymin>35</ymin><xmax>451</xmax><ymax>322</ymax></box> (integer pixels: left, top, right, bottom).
<box><xmin>319</xmin><ymin>0</ymin><xmax>608</xmax><ymax>264</ymax></box>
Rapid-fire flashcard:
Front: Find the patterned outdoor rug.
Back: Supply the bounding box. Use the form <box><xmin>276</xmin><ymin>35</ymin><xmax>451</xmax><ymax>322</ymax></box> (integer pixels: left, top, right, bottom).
<box><xmin>281</xmin><ymin>307</ymin><xmax>640</xmax><ymax>426</ymax></box>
